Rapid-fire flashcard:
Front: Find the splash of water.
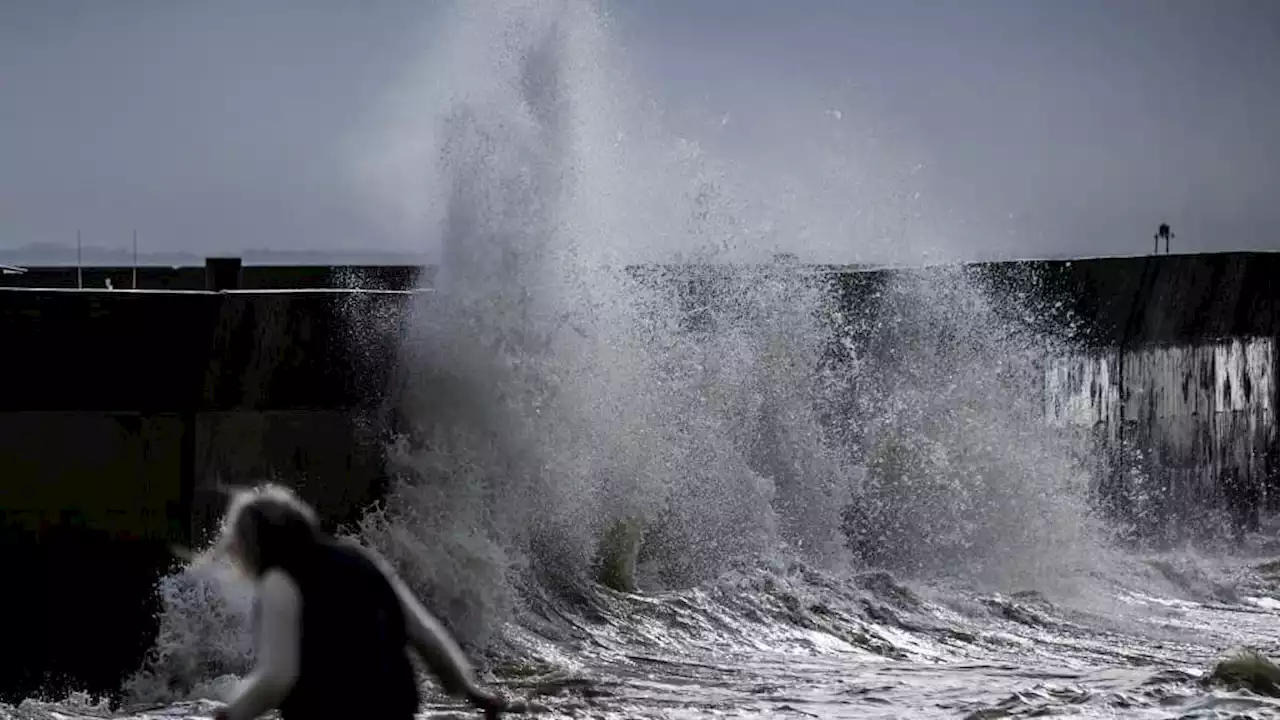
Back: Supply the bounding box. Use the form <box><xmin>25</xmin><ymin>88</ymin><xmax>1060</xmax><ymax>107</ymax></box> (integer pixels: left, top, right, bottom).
<box><xmin>123</xmin><ymin>565</ymin><xmax>255</xmax><ymax>704</ymax></box>
<box><xmin>353</xmin><ymin>0</ymin><xmax>1108</xmax><ymax>647</ymax></box>
<box><xmin>837</xmin><ymin>268</ymin><xmax>1108</xmax><ymax>588</ymax></box>
<box><xmin>356</xmin><ymin>1</ymin><xmax>856</xmax><ymax>649</ymax></box>
<box><xmin>127</xmin><ymin>0</ymin><xmax>1113</xmax><ymax>701</ymax></box>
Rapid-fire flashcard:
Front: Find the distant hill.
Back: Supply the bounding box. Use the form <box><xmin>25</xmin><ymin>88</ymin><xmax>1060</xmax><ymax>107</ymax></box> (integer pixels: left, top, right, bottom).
<box><xmin>0</xmin><ymin>243</ymin><xmax>430</xmax><ymax>267</ymax></box>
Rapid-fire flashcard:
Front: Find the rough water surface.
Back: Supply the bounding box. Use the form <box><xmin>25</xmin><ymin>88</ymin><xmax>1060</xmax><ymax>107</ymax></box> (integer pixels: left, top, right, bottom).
<box><xmin>7</xmin><ymin>544</ymin><xmax>1280</xmax><ymax>719</ymax></box>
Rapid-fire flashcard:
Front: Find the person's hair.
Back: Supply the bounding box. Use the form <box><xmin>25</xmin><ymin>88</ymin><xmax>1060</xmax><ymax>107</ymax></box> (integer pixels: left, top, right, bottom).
<box><xmin>216</xmin><ymin>483</ymin><xmax>322</xmax><ymax>577</ymax></box>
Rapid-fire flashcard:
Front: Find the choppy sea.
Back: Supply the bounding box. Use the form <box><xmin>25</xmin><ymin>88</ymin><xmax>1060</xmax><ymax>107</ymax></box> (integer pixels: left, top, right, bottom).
<box><xmin>6</xmin><ymin>534</ymin><xmax>1280</xmax><ymax>720</ymax></box>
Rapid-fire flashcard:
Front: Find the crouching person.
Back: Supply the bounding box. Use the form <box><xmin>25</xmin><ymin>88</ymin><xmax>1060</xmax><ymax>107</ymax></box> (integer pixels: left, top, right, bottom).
<box><xmin>206</xmin><ymin>484</ymin><xmax>506</xmax><ymax>720</ymax></box>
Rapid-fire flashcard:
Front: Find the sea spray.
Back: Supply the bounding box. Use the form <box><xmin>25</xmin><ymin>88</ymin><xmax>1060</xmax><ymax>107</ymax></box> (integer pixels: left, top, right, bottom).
<box><xmin>122</xmin><ymin>563</ymin><xmax>255</xmax><ymax>704</ymax></box>
<box><xmin>838</xmin><ymin>267</ymin><xmax>1107</xmax><ymax>588</ymax></box>
<box><xmin>344</xmin><ymin>0</ymin><xmax>870</xmax><ymax>647</ymax></box>
<box><xmin>124</xmin><ymin>0</ymin><xmax>1115</xmax><ymax>701</ymax></box>
<box><xmin>356</xmin><ymin>0</ymin><xmax>1107</xmax><ymax>637</ymax></box>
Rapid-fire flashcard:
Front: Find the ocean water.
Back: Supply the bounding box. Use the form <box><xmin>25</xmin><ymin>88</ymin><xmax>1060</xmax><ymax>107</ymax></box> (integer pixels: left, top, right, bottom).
<box><xmin>8</xmin><ymin>550</ymin><xmax>1280</xmax><ymax>719</ymax></box>
<box><xmin>6</xmin><ymin>2</ymin><xmax>1280</xmax><ymax>718</ymax></box>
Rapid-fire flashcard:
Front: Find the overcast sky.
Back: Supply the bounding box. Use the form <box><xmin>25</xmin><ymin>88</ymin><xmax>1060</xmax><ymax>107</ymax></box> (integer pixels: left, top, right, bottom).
<box><xmin>2</xmin><ymin>0</ymin><xmax>1278</xmax><ymax>263</ymax></box>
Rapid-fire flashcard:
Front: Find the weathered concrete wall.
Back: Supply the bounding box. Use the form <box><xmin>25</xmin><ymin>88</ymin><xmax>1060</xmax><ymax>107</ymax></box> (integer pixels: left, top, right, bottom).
<box><xmin>1046</xmin><ymin>340</ymin><xmax>1277</xmax><ymax>540</ymax></box>
<box><xmin>0</xmin><ymin>288</ymin><xmax>412</xmax><ymax>702</ymax></box>
<box><xmin>985</xmin><ymin>254</ymin><xmax>1280</xmax><ymax>541</ymax></box>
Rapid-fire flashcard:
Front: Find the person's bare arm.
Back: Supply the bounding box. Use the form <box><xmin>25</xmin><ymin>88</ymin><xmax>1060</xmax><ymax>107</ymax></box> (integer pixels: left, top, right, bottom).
<box><xmin>216</xmin><ymin>570</ymin><xmax>302</xmax><ymax>720</ymax></box>
<box><xmin>394</xmin><ymin>578</ymin><xmax>507</xmax><ymax>715</ymax></box>
<box><xmin>360</xmin><ymin>545</ymin><xmax>505</xmax><ymax>713</ymax></box>
<box><xmin>387</xmin><ymin>569</ymin><xmax>496</xmax><ymax>694</ymax></box>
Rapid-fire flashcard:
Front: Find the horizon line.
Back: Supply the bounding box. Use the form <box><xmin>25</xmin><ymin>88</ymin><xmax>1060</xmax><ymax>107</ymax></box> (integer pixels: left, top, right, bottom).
<box><xmin>1</xmin><ymin>248</ymin><xmax>1276</xmax><ymax>271</ymax></box>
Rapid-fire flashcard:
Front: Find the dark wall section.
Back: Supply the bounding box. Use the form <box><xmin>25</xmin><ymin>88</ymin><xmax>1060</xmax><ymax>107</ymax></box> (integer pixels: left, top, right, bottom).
<box><xmin>0</xmin><ymin>287</ymin><xmax>412</xmax><ymax>702</ymax></box>
<box><xmin>970</xmin><ymin>251</ymin><xmax>1280</xmax><ymax>347</ymax></box>
<box><xmin>0</xmin><ymin>413</ymin><xmax>183</xmax><ymax>700</ymax></box>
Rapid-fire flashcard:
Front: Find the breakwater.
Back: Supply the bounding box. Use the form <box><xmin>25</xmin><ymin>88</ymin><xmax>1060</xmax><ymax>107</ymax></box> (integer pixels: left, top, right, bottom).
<box><xmin>0</xmin><ymin>282</ymin><xmax>412</xmax><ymax>702</ymax></box>
<box><xmin>973</xmin><ymin>252</ymin><xmax>1280</xmax><ymax>540</ymax></box>
<box><xmin>0</xmin><ymin>251</ymin><xmax>1276</xmax><ymax>701</ymax></box>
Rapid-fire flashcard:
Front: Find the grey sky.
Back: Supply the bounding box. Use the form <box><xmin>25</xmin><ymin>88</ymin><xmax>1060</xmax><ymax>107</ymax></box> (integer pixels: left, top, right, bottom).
<box><xmin>2</xmin><ymin>0</ymin><xmax>1278</xmax><ymax>263</ymax></box>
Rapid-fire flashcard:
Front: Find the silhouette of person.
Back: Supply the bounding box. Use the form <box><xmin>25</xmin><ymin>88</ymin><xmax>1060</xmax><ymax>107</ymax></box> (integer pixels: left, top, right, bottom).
<box><xmin>1154</xmin><ymin>223</ymin><xmax>1174</xmax><ymax>254</ymax></box>
<box><xmin>202</xmin><ymin>484</ymin><xmax>507</xmax><ymax>720</ymax></box>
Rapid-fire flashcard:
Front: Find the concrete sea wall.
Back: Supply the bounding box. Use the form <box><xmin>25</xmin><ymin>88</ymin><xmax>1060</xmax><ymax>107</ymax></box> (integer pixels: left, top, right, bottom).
<box><xmin>974</xmin><ymin>253</ymin><xmax>1280</xmax><ymax>539</ymax></box>
<box><xmin>1045</xmin><ymin>338</ymin><xmax>1277</xmax><ymax>539</ymax></box>
<box><xmin>0</xmin><ymin>287</ymin><xmax>413</xmax><ymax>702</ymax></box>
